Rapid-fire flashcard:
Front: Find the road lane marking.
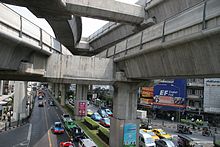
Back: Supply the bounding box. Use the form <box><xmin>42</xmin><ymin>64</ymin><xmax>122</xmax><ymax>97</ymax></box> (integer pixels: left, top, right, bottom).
<box><xmin>44</xmin><ymin>104</ymin><xmax>52</xmax><ymax>147</ymax></box>
<box><xmin>27</xmin><ymin>124</ymin><xmax>32</xmax><ymax>141</ymax></box>
<box><xmin>27</xmin><ymin>123</ymin><xmax>32</xmax><ymax>147</ymax></box>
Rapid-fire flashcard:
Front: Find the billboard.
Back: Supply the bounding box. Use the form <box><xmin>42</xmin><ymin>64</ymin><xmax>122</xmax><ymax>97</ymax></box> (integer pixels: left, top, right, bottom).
<box><xmin>153</xmin><ymin>79</ymin><xmax>187</xmax><ymax>110</ymax></box>
<box><xmin>204</xmin><ymin>78</ymin><xmax>220</xmax><ymax>113</ymax></box>
<box><xmin>74</xmin><ymin>100</ymin><xmax>87</xmax><ymax>116</ymax></box>
<box><xmin>141</xmin><ymin>87</ymin><xmax>154</xmax><ymax>98</ymax></box>
<box><xmin>123</xmin><ymin>123</ymin><xmax>137</xmax><ymax>147</ymax></box>
<box><xmin>140</xmin><ymin>98</ymin><xmax>153</xmax><ymax>106</ymax></box>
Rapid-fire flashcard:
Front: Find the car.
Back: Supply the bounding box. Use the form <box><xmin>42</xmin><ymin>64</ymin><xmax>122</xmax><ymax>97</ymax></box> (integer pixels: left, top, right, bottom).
<box><xmin>155</xmin><ymin>139</ymin><xmax>176</xmax><ymax>147</ymax></box>
<box><xmin>78</xmin><ymin>138</ymin><xmax>97</xmax><ymax>147</ymax></box>
<box><xmin>38</xmin><ymin>101</ymin><xmax>44</xmax><ymax>107</ymax></box>
<box><xmin>60</xmin><ymin>141</ymin><xmax>75</xmax><ymax>147</ymax></box>
<box><xmin>61</xmin><ymin>114</ymin><xmax>71</xmax><ymax>122</ymax></box>
<box><xmin>51</xmin><ymin>122</ymin><xmax>65</xmax><ymax>134</ymax></box>
<box><xmin>139</xmin><ymin>129</ymin><xmax>156</xmax><ymax>147</ymax></box>
<box><xmin>49</xmin><ymin>101</ymin><xmax>56</xmax><ymax>106</ymax></box>
<box><xmin>99</xmin><ymin>118</ymin><xmax>110</xmax><ymax>127</ymax></box>
<box><xmin>38</xmin><ymin>95</ymin><xmax>43</xmax><ymax>100</ymax></box>
<box><xmin>104</xmin><ymin>108</ymin><xmax>113</xmax><ymax>117</ymax></box>
<box><xmin>71</xmin><ymin>127</ymin><xmax>85</xmax><ymax>141</ymax></box>
<box><xmin>64</xmin><ymin>118</ymin><xmax>77</xmax><ymax>131</ymax></box>
<box><xmin>152</xmin><ymin>129</ymin><xmax>171</xmax><ymax>139</ymax></box>
<box><xmin>140</xmin><ymin>129</ymin><xmax>160</xmax><ymax>141</ymax></box>
<box><xmin>69</xmin><ymin>99</ymin><xmax>74</xmax><ymax>105</ymax></box>
<box><xmin>177</xmin><ymin>124</ymin><xmax>192</xmax><ymax>134</ymax></box>
<box><xmin>97</xmin><ymin>109</ymin><xmax>108</xmax><ymax>118</ymax></box>
<box><xmin>87</xmin><ymin>109</ymin><xmax>93</xmax><ymax>117</ymax></box>
<box><xmin>91</xmin><ymin>112</ymin><xmax>102</xmax><ymax>121</ymax></box>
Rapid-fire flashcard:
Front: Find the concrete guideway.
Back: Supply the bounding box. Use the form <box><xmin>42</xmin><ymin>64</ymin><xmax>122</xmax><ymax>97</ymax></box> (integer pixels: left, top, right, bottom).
<box><xmin>65</xmin><ymin>0</ymin><xmax>145</xmax><ymax>24</ymax></box>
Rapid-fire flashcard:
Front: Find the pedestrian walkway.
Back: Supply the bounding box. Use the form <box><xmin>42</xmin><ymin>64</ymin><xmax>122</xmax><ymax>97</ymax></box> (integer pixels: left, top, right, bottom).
<box><xmin>0</xmin><ymin>121</ymin><xmax>5</xmax><ymax>130</ymax></box>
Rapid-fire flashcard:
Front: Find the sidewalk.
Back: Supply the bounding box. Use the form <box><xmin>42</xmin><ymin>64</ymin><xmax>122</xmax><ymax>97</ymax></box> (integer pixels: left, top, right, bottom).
<box><xmin>150</xmin><ymin>119</ymin><xmax>220</xmax><ymax>134</ymax></box>
<box><xmin>0</xmin><ymin>121</ymin><xmax>5</xmax><ymax>130</ymax></box>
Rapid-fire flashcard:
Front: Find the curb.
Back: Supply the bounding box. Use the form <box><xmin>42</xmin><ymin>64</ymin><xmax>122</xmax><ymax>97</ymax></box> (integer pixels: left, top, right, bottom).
<box><xmin>0</xmin><ymin>122</ymin><xmax>28</xmax><ymax>133</ymax></box>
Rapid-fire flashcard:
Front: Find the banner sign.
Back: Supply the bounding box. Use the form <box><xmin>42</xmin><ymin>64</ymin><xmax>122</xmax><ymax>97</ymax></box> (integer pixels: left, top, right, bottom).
<box><xmin>141</xmin><ymin>87</ymin><xmax>154</xmax><ymax>98</ymax></box>
<box><xmin>153</xmin><ymin>79</ymin><xmax>187</xmax><ymax>110</ymax></box>
<box><xmin>123</xmin><ymin>123</ymin><xmax>137</xmax><ymax>147</ymax></box>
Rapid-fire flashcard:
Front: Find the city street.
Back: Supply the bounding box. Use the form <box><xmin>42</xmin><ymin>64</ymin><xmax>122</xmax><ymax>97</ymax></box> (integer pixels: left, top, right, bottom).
<box><xmin>0</xmin><ymin>90</ymin><xmax>72</xmax><ymax>147</ymax></box>
<box><xmin>88</xmin><ymin>103</ymin><xmax>214</xmax><ymax>146</ymax></box>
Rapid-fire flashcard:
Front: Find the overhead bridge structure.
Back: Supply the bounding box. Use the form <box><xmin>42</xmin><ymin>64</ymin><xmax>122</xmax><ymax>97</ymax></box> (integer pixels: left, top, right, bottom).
<box><xmin>0</xmin><ymin>3</ymin><xmax>113</xmax><ymax>84</ymax></box>
<box><xmin>0</xmin><ymin>0</ymin><xmax>220</xmax><ymax>147</ymax></box>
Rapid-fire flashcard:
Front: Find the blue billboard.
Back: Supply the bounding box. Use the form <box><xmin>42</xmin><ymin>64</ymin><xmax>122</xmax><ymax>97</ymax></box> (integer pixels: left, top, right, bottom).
<box><xmin>123</xmin><ymin>123</ymin><xmax>137</xmax><ymax>147</ymax></box>
<box><xmin>153</xmin><ymin>79</ymin><xmax>187</xmax><ymax>110</ymax></box>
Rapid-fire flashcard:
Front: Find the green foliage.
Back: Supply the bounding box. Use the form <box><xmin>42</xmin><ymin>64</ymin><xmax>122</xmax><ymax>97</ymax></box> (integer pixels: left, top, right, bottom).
<box><xmin>65</xmin><ymin>104</ymin><xmax>74</xmax><ymax>116</ymax></box>
<box><xmin>98</xmin><ymin>126</ymin><xmax>110</xmax><ymax>138</ymax></box>
<box><xmin>180</xmin><ymin>119</ymin><xmax>188</xmax><ymax>124</ymax></box>
<box><xmin>84</xmin><ymin>117</ymin><xmax>99</xmax><ymax>130</ymax></box>
<box><xmin>195</xmin><ymin>119</ymin><xmax>203</xmax><ymax>126</ymax></box>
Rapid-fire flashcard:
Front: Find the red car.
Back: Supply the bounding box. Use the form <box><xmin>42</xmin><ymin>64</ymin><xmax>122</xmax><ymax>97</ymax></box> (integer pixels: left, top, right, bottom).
<box><xmin>60</xmin><ymin>141</ymin><xmax>75</xmax><ymax>147</ymax></box>
<box><xmin>99</xmin><ymin>118</ymin><xmax>110</xmax><ymax>127</ymax></box>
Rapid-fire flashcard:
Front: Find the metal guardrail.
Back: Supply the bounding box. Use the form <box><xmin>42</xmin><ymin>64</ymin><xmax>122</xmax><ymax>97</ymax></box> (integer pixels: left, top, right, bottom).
<box><xmin>0</xmin><ymin>3</ymin><xmax>62</xmax><ymax>54</ymax></box>
<box><xmin>87</xmin><ymin>22</ymin><xmax>118</xmax><ymax>42</ymax></box>
<box><xmin>107</xmin><ymin>0</ymin><xmax>220</xmax><ymax>59</ymax></box>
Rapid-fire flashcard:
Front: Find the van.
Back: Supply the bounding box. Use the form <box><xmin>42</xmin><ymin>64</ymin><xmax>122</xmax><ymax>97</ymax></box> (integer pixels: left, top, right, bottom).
<box><xmin>139</xmin><ymin>129</ymin><xmax>156</xmax><ymax>147</ymax></box>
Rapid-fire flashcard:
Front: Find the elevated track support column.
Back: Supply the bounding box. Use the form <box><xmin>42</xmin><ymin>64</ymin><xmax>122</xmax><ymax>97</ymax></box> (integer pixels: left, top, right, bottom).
<box><xmin>74</xmin><ymin>84</ymin><xmax>88</xmax><ymax>120</ymax></box>
<box><xmin>60</xmin><ymin>84</ymin><xmax>66</xmax><ymax>106</ymax></box>
<box><xmin>13</xmin><ymin>81</ymin><xmax>28</xmax><ymax>121</ymax></box>
<box><xmin>110</xmin><ymin>72</ymin><xmax>140</xmax><ymax>147</ymax></box>
<box><xmin>54</xmin><ymin>83</ymin><xmax>59</xmax><ymax>99</ymax></box>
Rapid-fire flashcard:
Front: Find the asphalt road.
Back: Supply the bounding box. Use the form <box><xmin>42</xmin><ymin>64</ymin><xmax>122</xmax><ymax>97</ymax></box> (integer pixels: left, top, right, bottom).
<box><xmin>88</xmin><ymin>103</ymin><xmax>214</xmax><ymax>146</ymax></box>
<box><xmin>0</xmin><ymin>89</ymin><xmax>72</xmax><ymax>147</ymax></box>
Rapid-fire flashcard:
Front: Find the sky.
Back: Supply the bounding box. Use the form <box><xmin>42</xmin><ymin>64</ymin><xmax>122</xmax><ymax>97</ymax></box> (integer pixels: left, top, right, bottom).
<box><xmin>7</xmin><ymin>0</ymin><xmax>137</xmax><ymax>38</ymax></box>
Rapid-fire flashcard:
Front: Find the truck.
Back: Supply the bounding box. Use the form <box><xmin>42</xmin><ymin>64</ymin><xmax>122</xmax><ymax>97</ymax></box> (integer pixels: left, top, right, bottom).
<box><xmin>137</xmin><ymin>110</ymin><xmax>147</xmax><ymax>119</ymax></box>
<box><xmin>137</xmin><ymin>110</ymin><xmax>151</xmax><ymax>129</ymax></box>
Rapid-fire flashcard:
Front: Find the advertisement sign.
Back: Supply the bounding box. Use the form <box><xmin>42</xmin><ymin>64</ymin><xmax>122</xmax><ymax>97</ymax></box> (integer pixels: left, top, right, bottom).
<box><xmin>153</xmin><ymin>79</ymin><xmax>186</xmax><ymax>110</ymax></box>
<box><xmin>204</xmin><ymin>78</ymin><xmax>220</xmax><ymax>113</ymax></box>
<box><xmin>75</xmin><ymin>100</ymin><xmax>87</xmax><ymax>116</ymax></box>
<box><xmin>141</xmin><ymin>87</ymin><xmax>154</xmax><ymax>98</ymax></box>
<box><xmin>123</xmin><ymin>123</ymin><xmax>137</xmax><ymax>147</ymax></box>
<box><xmin>140</xmin><ymin>98</ymin><xmax>153</xmax><ymax>105</ymax></box>
<box><xmin>78</xmin><ymin>101</ymin><xmax>86</xmax><ymax>116</ymax></box>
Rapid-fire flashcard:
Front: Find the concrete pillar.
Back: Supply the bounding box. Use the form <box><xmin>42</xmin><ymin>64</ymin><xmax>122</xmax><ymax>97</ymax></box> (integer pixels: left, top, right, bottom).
<box><xmin>74</xmin><ymin>84</ymin><xmax>88</xmax><ymax>120</ymax></box>
<box><xmin>110</xmin><ymin>82</ymin><xmax>139</xmax><ymax>147</ymax></box>
<box><xmin>0</xmin><ymin>80</ymin><xmax>3</xmax><ymax>95</ymax></box>
<box><xmin>60</xmin><ymin>84</ymin><xmax>66</xmax><ymax>106</ymax></box>
<box><xmin>13</xmin><ymin>81</ymin><xmax>28</xmax><ymax>121</ymax></box>
<box><xmin>54</xmin><ymin>83</ymin><xmax>59</xmax><ymax>99</ymax></box>
<box><xmin>76</xmin><ymin>84</ymin><xmax>88</xmax><ymax>100</ymax></box>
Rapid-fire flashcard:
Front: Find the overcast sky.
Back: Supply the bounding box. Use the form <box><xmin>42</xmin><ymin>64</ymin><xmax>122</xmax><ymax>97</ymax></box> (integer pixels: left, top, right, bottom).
<box><xmin>8</xmin><ymin>0</ymin><xmax>137</xmax><ymax>38</ymax></box>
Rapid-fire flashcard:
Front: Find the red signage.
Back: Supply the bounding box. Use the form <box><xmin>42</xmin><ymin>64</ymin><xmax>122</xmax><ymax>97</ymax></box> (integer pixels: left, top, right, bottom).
<box><xmin>141</xmin><ymin>87</ymin><xmax>154</xmax><ymax>98</ymax></box>
<box><xmin>78</xmin><ymin>102</ymin><xmax>86</xmax><ymax>116</ymax></box>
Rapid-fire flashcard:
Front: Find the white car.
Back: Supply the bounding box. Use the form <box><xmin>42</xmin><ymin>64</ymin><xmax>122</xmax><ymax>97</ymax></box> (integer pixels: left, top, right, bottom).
<box><xmin>139</xmin><ymin>129</ymin><xmax>156</xmax><ymax>147</ymax></box>
<box><xmin>61</xmin><ymin>114</ymin><xmax>70</xmax><ymax>122</ymax></box>
<box><xmin>78</xmin><ymin>138</ymin><xmax>97</xmax><ymax>147</ymax></box>
<box><xmin>155</xmin><ymin>139</ymin><xmax>176</xmax><ymax>147</ymax></box>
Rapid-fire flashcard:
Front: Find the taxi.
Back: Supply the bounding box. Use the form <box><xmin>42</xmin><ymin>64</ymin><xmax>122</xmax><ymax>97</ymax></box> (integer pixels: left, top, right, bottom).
<box><xmin>51</xmin><ymin>122</ymin><xmax>65</xmax><ymax>134</ymax></box>
<box><xmin>60</xmin><ymin>141</ymin><xmax>75</xmax><ymax>147</ymax></box>
<box><xmin>141</xmin><ymin>129</ymin><xmax>160</xmax><ymax>141</ymax></box>
<box><xmin>152</xmin><ymin>129</ymin><xmax>171</xmax><ymax>139</ymax></box>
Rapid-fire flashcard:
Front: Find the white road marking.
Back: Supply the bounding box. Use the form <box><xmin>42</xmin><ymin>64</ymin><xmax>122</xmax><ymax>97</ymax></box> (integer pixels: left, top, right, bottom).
<box><xmin>27</xmin><ymin>124</ymin><xmax>32</xmax><ymax>141</ymax></box>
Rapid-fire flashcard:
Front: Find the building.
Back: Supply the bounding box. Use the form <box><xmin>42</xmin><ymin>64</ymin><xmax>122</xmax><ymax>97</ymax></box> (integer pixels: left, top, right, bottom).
<box><xmin>186</xmin><ymin>79</ymin><xmax>204</xmax><ymax>114</ymax></box>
